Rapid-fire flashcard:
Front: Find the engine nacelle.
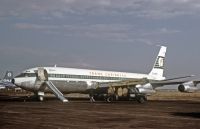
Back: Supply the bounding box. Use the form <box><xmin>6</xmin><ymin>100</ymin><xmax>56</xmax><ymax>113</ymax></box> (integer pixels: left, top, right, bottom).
<box><xmin>135</xmin><ymin>83</ymin><xmax>155</xmax><ymax>94</ymax></box>
<box><xmin>178</xmin><ymin>84</ymin><xmax>198</xmax><ymax>93</ymax></box>
<box><xmin>136</xmin><ymin>83</ymin><xmax>153</xmax><ymax>89</ymax></box>
<box><xmin>136</xmin><ymin>87</ymin><xmax>156</xmax><ymax>94</ymax></box>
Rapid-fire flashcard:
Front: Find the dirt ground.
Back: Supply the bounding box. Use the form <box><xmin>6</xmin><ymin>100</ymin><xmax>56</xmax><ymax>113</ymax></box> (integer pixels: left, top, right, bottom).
<box><xmin>0</xmin><ymin>94</ymin><xmax>200</xmax><ymax>129</ymax></box>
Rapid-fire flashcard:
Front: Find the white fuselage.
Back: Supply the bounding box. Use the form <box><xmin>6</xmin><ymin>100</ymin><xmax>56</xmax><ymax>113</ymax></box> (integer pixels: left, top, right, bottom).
<box><xmin>14</xmin><ymin>67</ymin><xmax>160</xmax><ymax>93</ymax></box>
<box><xmin>14</xmin><ymin>46</ymin><xmax>167</xmax><ymax>95</ymax></box>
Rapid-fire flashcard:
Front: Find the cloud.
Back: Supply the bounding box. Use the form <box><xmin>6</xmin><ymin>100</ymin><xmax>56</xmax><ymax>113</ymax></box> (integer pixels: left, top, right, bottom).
<box><xmin>14</xmin><ymin>22</ymin><xmax>180</xmax><ymax>47</ymax></box>
<box><xmin>63</xmin><ymin>24</ymin><xmax>134</xmax><ymax>40</ymax></box>
<box><xmin>1</xmin><ymin>0</ymin><xmax>200</xmax><ymax>19</ymax></box>
<box><xmin>14</xmin><ymin>23</ymin><xmax>137</xmax><ymax>43</ymax></box>
<box><xmin>0</xmin><ymin>46</ymin><xmax>58</xmax><ymax>59</ymax></box>
<box><xmin>15</xmin><ymin>23</ymin><xmax>59</xmax><ymax>30</ymax></box>
<box><xmin>142</xmin><ymin>28</ymin><xmax>181</xmax><ymax>36</ymax></box>
<box><xmin>0</xmin><ymin>44</ymin><xmax>100</xmax><ymax>71</ymax></box>
<box><xmin>55</xmin><ymin>61</ymin><xmax>98</xmax><ymax>69</ymax></box>
<box><xmin>160</xmin><ymin>28</ymin><xmax>180</xmax><ymax>34</ymax></box>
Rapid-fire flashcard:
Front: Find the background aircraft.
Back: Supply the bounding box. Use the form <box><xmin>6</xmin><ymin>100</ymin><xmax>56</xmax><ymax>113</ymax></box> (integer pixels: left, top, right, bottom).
<box><xmin>0</xmin><ymin>71</ymin><xmax>16</xmax><ymax>89</ymax></box>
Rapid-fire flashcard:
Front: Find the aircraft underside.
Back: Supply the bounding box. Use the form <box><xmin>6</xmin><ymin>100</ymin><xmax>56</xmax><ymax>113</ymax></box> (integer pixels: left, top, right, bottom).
<box><xmin>35</xmin><ymin>79</ymin><xmax>148</xmax><ymax>103</ymax></box>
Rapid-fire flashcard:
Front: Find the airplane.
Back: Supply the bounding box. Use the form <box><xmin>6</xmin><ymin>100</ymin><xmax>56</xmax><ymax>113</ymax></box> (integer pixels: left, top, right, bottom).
<box><xmin>12</xmin><ymin>46</ymin><xmax>200</xmax><ymax>103</ymax></box>
<box><xmin>0</xmin><ymin>71</ymin><xmax>16</xmax><ymax>89</ymax></box>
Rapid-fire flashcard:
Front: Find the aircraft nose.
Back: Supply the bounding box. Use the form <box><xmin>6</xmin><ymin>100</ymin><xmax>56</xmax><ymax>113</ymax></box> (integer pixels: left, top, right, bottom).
<box><xmin>13</xmin><ymin>78</ymin><xmax>22</xmax><ymax>87</ymax></box>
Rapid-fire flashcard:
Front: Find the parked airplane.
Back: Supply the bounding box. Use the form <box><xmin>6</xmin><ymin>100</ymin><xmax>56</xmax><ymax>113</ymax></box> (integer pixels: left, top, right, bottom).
<box><xmin>12</xmin><ymin>46</ymin><xmax>199</xmax><ymax>103</ymax></box>
<box><xmin>0</xmin><ymin>71</ymin><xmax>16</xmax><ymax>89</ymax></box>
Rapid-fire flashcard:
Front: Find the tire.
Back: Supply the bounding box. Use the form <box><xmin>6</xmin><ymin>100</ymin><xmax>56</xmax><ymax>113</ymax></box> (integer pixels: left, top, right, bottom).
<box><xmin>39</xmin><ymin>96</ymin><xmax>44</xmax><ymax>101</ymax></box>
<box><xmin>136</xmin><ymin>95</ymin><xmax>147</xmax><ymax>104</ymax></box>
<box><xmin>106</xmin><ymin>96</ymin><xmax>113</xmax><ymax>102</ymax></box>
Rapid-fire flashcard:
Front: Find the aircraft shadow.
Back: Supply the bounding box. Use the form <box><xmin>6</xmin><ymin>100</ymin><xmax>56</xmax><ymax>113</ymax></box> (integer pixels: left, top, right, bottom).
<box><xmin>172</xmin><ymin>112</ymin><xmax>200</xmax><ymax>119</ymax></box>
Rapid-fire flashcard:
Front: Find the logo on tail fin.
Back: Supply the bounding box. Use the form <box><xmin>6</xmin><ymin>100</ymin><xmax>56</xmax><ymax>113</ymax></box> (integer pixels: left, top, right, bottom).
<box><xmin>154</xmin><ymin>56</ymin><xmax>165</xmax><ymax>69</ymax></box>
<box><xmin>3</xmin><ymin>71</ymin><xmax>13</xmax><ymax>82</ymax></box>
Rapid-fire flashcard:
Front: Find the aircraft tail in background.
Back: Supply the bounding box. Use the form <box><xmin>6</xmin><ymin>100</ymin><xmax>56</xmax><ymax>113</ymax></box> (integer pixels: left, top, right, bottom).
<box><xmin>3</xmin><ymin>71</ymin><xmax>13</xmax><ymax>82</ymax></box>
<box><xmin>0</xmin><ymin>71</ymin><xmax>15</xmax><ymax>89</ymax></box>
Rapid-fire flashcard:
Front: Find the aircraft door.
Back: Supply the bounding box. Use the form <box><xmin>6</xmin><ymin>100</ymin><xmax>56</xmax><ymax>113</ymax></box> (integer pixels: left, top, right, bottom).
<box><xmin>37</xmin><ymin>68</ymin><xmax>48</xmax><ymax>81</ymax></box>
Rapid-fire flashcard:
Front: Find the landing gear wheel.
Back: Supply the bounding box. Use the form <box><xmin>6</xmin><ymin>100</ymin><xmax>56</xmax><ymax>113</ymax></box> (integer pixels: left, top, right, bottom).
<box><xmin>106</xmin><ymin>96</ymin><xmax>114</xmax><ymax>102</ymax></box>
<box><xmin>39</xmin><ymin>96</ymin><xmax>44</xmax><ymax>101</ymax></box>
<box><xmin>136</xmin><ymin>95</ymin><xmax>147</xmax><ymax>104</ymax></box>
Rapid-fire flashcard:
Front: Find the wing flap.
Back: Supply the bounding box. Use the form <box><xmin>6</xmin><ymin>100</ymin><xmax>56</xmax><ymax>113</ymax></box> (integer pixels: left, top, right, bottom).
<box><xmin>97</xmin><ymin>78</ymin><xmax>149</xmax><ymax>88</ymax></box>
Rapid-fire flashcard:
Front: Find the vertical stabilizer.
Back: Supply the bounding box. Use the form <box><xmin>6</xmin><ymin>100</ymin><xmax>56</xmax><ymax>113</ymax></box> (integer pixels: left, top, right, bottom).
<box><xmin>149</xmin><ymin>46</ymin><xmax>167</xmax><ymax>80</ymax></box>
<box><xmin>3</xmin><ymin>71</ymin><xmax>13</xmax><ymax>82</ymax></box>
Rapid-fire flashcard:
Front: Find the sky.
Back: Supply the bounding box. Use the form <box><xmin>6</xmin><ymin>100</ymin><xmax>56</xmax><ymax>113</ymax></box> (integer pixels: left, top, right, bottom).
<box><xmin>0</xmin><ymin>0</ymin><xmax>200</xmax><ymax>80</ymax></box>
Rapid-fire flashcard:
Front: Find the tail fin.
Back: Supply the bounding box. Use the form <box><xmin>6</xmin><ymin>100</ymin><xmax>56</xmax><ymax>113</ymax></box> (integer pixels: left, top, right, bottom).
<box><xmin>3</xmin><ymin>71</ymin><xmax>13</xmax><ymax>82</ymax></box>
<box><xmin>149</xmin><ymin>46</ymin><xmax>167</xmax><ymax>80</ymax></box>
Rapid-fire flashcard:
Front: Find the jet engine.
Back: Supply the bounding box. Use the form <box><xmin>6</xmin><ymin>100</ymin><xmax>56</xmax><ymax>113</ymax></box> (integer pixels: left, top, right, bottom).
<box><xmin>136</xmin><ymin>87</ymin><xmax>156</xmax><ymax>94</ymax></box>
<box><xmin>178</xmin><ymin>81</ymin><xmax>198</xmax><ymax>93</ymax></box>
<box><xmin>135</xmin><ymin>83</ymin><xmax>155</xmax><ymax>94</ymax></box>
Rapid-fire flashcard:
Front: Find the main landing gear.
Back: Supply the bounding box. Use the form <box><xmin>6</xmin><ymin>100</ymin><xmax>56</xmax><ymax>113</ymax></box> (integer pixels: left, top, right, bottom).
<box><xmin>33</xmin><ymin>91</ymin><xmax>45</xmax><ymax>102</ymax></box>
<box><xmin>39</xmin><ymin>96</ymin><xmax>44</xmax><ymax>101</ymax></box>
<box><xmin>90</xmin><ymin>93</ymin><xmax>147</xmax><ymax>104</ymax></box>
<box><xmin>135</xmin><ymin>94</ymin><xmax>147</xmax><ymax>104</ymax></box>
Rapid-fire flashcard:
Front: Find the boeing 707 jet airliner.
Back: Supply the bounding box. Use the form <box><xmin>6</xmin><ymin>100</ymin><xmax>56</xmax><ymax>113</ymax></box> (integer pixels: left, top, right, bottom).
<box><xmin>12</xmin><ymin>46</ymin><xmax>199</xmax><ymax>103</ymax></box>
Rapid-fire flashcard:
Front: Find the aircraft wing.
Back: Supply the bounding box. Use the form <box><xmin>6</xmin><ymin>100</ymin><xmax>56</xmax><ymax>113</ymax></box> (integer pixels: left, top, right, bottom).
<box><xmin>96</xmin><ymin>78</ymin><xmax>200</xmax><ymax>89</ymax></box>
<box><xmin>150</xmin><ymin>80</ymin><xmax>188</xmax><ymax>87</ymax></box>
<box><xmin>96</xmin><ymin>74</ymin><xmax>195</xmax><ymax>88</ymax></box>
<box><xmin>163</xmin><ymin>75</ymin><xmax>195</xmax><ymax>81</ymax></box>
<box><xmin>150</xmin><ymin>80</ymin><xmax>200</xmax><ymax>88</ymax></box>
<box><xmin>96</xmin><ymin>78</ymin><xmax>150</xmax><ymax>88</ymax></box>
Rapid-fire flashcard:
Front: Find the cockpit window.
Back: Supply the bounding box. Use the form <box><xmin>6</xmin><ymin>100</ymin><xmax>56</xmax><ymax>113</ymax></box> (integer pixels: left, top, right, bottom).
<box><xmin>15</xmin><ymin>73</ymin><xmax>36</xmax><ymax>78</ymax></box>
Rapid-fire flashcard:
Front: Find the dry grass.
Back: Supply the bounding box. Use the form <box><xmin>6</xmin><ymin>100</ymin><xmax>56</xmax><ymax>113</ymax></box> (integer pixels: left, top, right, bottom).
<box><xmin>148</xmin><ymin>91</ymin><xmax>200</xmax><ymax>101</ymax></box>
<box><xmin>65</xmin><ymin>91</ymin><xmax>200</xmax><ymax>102</ymax></box>
<box><xmin>1</xmin><ymin>89</ymin><xmax>200</xmax><ymax>102</ymax></box>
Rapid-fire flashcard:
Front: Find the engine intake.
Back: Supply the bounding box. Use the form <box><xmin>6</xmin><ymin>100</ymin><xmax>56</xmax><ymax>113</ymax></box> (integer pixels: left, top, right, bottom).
<box><xmin>178</xmin><ymin>84</ymin><xmax>198</xmax><ymax>93</ymax></box>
